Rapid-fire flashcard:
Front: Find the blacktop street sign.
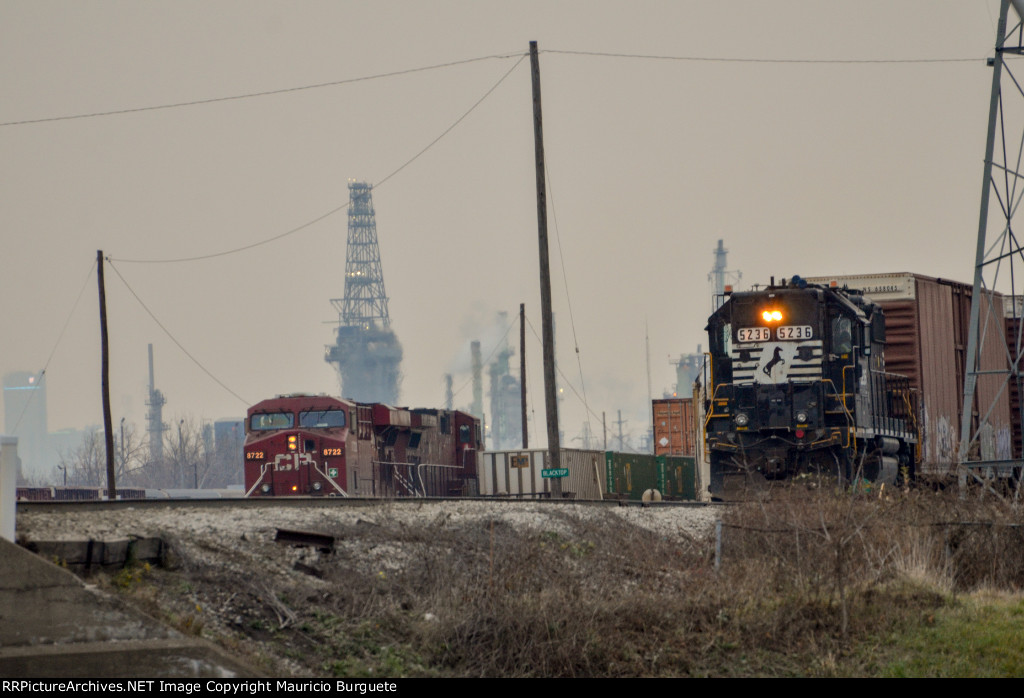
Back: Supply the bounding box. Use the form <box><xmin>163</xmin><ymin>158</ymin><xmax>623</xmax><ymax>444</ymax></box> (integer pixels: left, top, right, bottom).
<box><xmin>541</xmin><ymin>468</ymin><xmax>568</xmax><ymax>478</ymax></box>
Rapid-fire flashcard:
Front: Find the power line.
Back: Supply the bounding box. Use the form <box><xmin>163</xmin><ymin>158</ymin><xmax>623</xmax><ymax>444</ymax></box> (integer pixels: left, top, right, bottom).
<box><xmin>523</xmin><ymin>314</ymin><xmax>641</xmax><ymax>453</ymax></box>
<box><xmin>112</xmin><ymin>201</ymin><xmax>350</xmax><ymax>264</ymax></box>
<box><xmin>1</xmin><ymin>52</ymin><xmax>525</xmax><ymax>127</ymax></box>
<box><xmin>375</xmin><ymin>54</ymin><xmax>527</xmax><ymax>190</ymax></box>
<box><xmin>105</xmin><ymin>259</ymin><xmax>249</xmax><ymax>406</ymax></box>
<box><xmin>111</xmin><ymin>54</ymin><xmax>527</xmax><ymax>265</ymax></box>
<box><xmin>544</xmin><ymin>162</ymin><xmax>592</xmax><ymax>439</ymax></box>
<box><xmin>11</xmin><ymin>260</ymin><xmax>97</xmax><ymax>435</ymax></box>
<box><xmin>3</xmin><ymin>46</ymin><xmax>983</xmax><ymax>130</ymax></box>
<box><xmin>544</xmin><ymin>48</ymin><xmax>986</xmax><ymax>65</ymax></box>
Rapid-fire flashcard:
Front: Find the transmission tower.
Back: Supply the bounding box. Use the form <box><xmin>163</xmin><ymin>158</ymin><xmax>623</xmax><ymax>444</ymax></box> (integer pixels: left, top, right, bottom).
<box><xmin>325</xmin><ymin>181</ymin><xmax>403</xmax><ymax>404</ymax></box>
<box><xmin>960</xmin><ymin>0</ymin><xmax>1024</xmax><ymax>491</ymax></box>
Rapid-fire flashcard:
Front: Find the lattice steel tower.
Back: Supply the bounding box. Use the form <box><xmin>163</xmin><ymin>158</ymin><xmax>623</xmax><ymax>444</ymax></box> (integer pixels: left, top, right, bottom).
<box><xmin>325</xmin><ymin>182</ymin><xmax>403</xmax><ymax>404</ymax></box>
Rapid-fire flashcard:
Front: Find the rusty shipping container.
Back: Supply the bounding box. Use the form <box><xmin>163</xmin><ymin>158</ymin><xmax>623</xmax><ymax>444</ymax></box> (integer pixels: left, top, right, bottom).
<box><xmin>807</xmin><ymin>272</ymin><xmax>1012</xmax><ymax>476</ymax></box>
<box><xmin>652</xmin><ymin>398</ymin><xmax>697</xmax><ymax>457</ymax></box>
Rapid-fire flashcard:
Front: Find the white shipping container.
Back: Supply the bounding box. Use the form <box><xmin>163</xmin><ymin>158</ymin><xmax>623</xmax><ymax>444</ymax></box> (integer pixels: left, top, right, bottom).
<box><xmin>480</xmin><ymin>448</ymin><xmax>605</xmax><ymax>499</ymax></box>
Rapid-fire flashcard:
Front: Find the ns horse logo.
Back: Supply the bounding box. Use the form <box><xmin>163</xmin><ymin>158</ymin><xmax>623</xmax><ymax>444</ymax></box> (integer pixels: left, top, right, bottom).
<box><xmin>755</xmin><ymin>343</ymin><xmax>795</xmax><ymax>384</ymax></box>
<box><xmin>762</xmin><ymin>347</ymin><xmax>785</xmax><ymax>377</ymax></box>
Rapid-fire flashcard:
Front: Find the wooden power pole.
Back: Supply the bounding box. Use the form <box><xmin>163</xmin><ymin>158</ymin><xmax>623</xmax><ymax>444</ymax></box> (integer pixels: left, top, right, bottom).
<box><xmin>530</xmin><ymin>41</ymin><xmax>561</xmax><ymax>497</ymax></box>
<box><xmin>520</xmin><ymin>302</ymin><xmax>528</xmax><ymax>449</ymax></box>
<box><xmin>97</xmin><ymin>251</ymin><xmax>116</xmax><ymax>500</ymax></box>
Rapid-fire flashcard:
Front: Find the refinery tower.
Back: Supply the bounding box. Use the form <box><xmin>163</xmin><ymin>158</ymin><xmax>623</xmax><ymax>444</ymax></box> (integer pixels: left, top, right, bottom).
<box><xmin>325</xmin><ymin>182</ymin><xmax>403</xmax><ymax>404</ymax></box>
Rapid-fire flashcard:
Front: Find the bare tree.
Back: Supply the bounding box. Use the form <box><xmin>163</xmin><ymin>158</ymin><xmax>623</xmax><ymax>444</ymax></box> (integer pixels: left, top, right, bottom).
<box><xmin>158</xmin><ymin>415</ymin><xmax>245</xmax><ymax>489</ymax></box>
<box><xmin>56</xmin><ymin>428</ymin><xmax>106</xmax><ymax>487</ymax></box>
<box><xmin>159</xmin><ymin>416</ymin><xmax>204</xmax><ymax>489</ymax></box>
<box><xmin>56</xmin><ymin>424</ymin><xmax>149</xmax><ymax>487</ymax></box>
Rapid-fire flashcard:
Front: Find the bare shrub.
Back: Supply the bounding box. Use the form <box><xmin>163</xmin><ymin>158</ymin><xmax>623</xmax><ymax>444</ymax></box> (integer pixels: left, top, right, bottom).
<box><xmin>90</xmin><ymin>494</ymin><xmax>1024</xmax><ymax>677</ymax></box>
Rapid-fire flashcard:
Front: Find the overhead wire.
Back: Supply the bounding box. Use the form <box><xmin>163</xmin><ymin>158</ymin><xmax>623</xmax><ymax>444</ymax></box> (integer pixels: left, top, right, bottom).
<box><xmin>523</xmin><ymin>314</ymin><xmax>641</xmax><ymax>453</ymax></box>
<box><xmin>544</xmin><ymin>48</ymin><xmax>986</xmax><ymax>64</ymax></box>
<box><xmin>2</xmin><ymin>45</ymin><xmax>983</xmax><ymax>129</ymax></box>
<box><xmin>544</xmin><ymin>162</ymin><xmax>593</xmax><ymax>443</ymax></box>
<box><xmin>10</xmin><ymin>260</ymin><xmax>97</xmax><ymax>435</ymax></box>
<box><xmin>0</xmin><ymin>52</ymin><xmax>525</xmax><ymax>127</ymax></box>
<box><xmin>111</xmin><ymin>53</ymin><xmax>528</xmax><ymax>265</ymax></box>
<box><xmin>105</xmin><ymin>259</ymin><xmax>250</xmax><ymax>406</ymax></box>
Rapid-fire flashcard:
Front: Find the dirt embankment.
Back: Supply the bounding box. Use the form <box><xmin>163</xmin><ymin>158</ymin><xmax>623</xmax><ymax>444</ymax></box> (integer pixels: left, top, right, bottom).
<box><xmin>18</xmin><ymin>501</ymin><xmax>718</xmax><ymax>677</ymax></box>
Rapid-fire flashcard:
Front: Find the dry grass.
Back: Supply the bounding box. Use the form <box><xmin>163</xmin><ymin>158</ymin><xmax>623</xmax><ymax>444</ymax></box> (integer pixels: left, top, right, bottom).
<box><xmin>99</xmin><ymin>490</ymin><xmax>1024</xmax><ymax>677</ymax></box>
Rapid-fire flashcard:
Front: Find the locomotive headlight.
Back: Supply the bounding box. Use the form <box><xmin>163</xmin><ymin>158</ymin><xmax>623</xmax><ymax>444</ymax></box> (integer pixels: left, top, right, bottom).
<box><xmin>287</xmin><ymin>435</ymin><xmax>297</xmax><ymax>451</ymax></box>
<box><xmin>260</xmin><ymin>484</ymin><xmax>271</xmax><ymax>494</ymax></box>
<box><xmin>796</xmin><ymin>411</ymin><xmax>808</xmax><ymax>423</ymax></box>
<box><xmin>312</xmin><ymin>481</ymin><xmax>322</xmax><ymax>492</ymax></box>
<box><xmin>761</xmin><ymin>309</ymin><xmax>783</xmax><ymax>322</ymax></box>
<box><xmin>734</xmin><ymin>412</ymin><xmax>749</xmax><ymax>426</ymax></box>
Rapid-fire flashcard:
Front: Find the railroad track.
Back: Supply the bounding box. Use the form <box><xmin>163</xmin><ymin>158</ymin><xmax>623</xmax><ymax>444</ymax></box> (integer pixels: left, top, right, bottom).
<box><xmin>16</xmin><ymin>495</ymin><xmax>715</xmax><ymax>514</ymax></box>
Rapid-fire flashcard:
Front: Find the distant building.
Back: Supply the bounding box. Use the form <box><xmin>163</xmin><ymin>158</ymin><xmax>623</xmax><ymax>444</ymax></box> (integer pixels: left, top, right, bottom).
<box><xmin>3</xmin><ymin>371</ymin><xmax>47</xmax><ymax>480</ymax></box>
<box><xmin>213</xmin><ymin>418</ymin><xmax>244</xmax><ymax>487</ymax></box>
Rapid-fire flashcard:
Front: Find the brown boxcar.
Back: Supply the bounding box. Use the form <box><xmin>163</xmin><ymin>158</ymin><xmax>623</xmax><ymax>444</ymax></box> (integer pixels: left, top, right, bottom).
<box><xmin>807</xmin><ymin>272</ymin><xmax>1013</xmax><ymax>476</ymax></box>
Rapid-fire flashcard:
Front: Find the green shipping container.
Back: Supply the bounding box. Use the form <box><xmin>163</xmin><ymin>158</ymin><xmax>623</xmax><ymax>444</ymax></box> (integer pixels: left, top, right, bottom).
<box><xmin>603</xmin><ymin>452</ymin><xmax>697</xmax><ymax>501</ymax></box>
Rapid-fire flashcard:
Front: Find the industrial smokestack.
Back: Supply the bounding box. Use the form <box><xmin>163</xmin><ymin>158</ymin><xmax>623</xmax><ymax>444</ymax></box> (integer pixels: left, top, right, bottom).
<box><xmin>146</xmin><ymin>344</ymin><xmax>166</xmax><ymax>465</ymax></box>
<box><xmin>471</xmin><ymin>341</ymin><xmax>483</xmax><ymax>420</ymax></box>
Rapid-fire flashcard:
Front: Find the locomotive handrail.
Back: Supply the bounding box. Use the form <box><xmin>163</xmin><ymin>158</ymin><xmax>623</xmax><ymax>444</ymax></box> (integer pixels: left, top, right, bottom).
<box><xmin>383</xmin><ymin>462</ymin><xmax>422</xmax><ymax>497</ymax></box>
<box><xmin>839</xmin><ymin>365</ymin><xmax>860</xmax><ymax>460</ymax></box>
<box><xmin>311</xmin><ymin>461</ymin><xmax>348</xmax><ymax>496</ymax></box>
<box><xmin>244</xmin><ymin>463</ymin><xmax>269</xmax><ymax>497</ymax></box>
<box><xmin>704</xmin><ymin>352</ymin><xmax>714</xmax><ymax>399</ymax></box>
<box><xmin>901</xmin><ymin>388</ymin><xmax>922</xmax><ymax>462</ymax></box>
<box><xmin>702</xmin><ymin>381</ymin><xmax>722</xmax><ymax>464</ymax></box>
<box><xmin>821</xmin><ymin>378</ymin><xmax>855</xmax><ymax>452</ymax></box>
<box><xmin>702</xmin><ymin>380</ymin><xmax>734</xmax><ymax>463</ymax></box>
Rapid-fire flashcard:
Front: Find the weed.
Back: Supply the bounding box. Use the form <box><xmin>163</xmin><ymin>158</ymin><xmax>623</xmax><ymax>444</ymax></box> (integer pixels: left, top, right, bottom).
<box><xmin>113</xmin><ymin>562</ymin><xmax>151</xmax><ymax>589</ymax></box>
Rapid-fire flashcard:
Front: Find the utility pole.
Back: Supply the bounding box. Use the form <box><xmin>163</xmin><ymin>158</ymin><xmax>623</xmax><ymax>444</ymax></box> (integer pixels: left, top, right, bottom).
<box><xmin>520</xmin><ymin>303</ymin><xmax>528</xmax><ymax>449</ymax></box>
<box><xmin>97</xmin><ymin>251</ymin><xmax>116</xmax><ymax>500</ymax></box>
<box><xmin>530</xmin><ymin>40</ymin><xmax>561</xmax><ymax>497</ymax></box>
<box><xmin>119</xmin><ymin>417</ymin><xmax>125</xmax><ymax>477</ymax></box>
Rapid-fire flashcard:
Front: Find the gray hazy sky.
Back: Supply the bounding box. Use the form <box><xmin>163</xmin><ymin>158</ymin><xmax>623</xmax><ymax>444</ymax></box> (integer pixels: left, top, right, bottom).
<box><xmin>0</xmin><ymin>1</ymin><xmax>1009</xmax><ymax>450</ymax></box>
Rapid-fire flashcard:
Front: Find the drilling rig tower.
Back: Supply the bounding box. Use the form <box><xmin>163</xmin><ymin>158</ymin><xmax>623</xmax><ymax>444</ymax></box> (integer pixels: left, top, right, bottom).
<box><xmin>325</xmin><ymin>181</ymin><xmax>403</xmax><ymax>404</ymax></box>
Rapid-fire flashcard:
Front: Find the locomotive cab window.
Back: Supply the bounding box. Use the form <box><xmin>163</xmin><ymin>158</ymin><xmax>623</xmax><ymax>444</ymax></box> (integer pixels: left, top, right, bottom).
<box><xmin>832</xmin><ymin>317</ymin><xmax>852</xmax><ymax>354</ymax></box>
<box><xmin>710</xmin><ymin>323</ymin><xmax>731</xmax><ymax>355</ymax></box>
<box><xmin>299</xmin><ymin>409</ymin><xmax>347</xmax><ymax>429</ymax></box>
<box><xmin>250</xmin><ymin>412</ymin><xmax>294</xmax><ymax>431</ymax></box>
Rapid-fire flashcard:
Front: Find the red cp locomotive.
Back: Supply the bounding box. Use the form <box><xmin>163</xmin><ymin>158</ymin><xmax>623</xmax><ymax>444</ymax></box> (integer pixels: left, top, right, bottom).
<box><xmin>243</xmin><ymin>394</ymin><xmax>482</xmax><ymax>497</ymax></box>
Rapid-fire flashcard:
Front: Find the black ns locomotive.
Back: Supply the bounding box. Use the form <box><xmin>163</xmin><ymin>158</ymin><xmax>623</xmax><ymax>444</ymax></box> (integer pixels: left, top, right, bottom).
<box><xmin>704</xmin><ymin>276</ymin><xmax>918</xmax><ymax>496</ymax></box>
